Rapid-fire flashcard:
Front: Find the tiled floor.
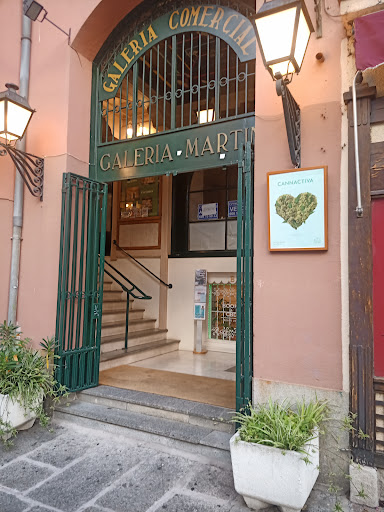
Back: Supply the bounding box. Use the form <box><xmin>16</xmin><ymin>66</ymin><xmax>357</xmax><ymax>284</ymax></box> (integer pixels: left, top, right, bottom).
<box><xmin>131</xmin><ymin>350</ymin><xmax>236</xmax><ymax>381</ymax></box>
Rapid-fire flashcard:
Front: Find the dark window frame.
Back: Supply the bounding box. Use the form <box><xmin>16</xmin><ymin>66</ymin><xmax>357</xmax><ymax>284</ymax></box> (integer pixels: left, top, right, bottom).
<box><xmin>171</xmin><ymin>166</ymin><xmax>238</xmax><ymax>258</ymax></box>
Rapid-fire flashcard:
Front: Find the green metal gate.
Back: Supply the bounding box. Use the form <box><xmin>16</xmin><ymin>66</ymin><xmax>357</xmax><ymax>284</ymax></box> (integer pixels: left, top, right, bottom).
<box><xmin>55</xmin><ymin>173</ymin><xmax>108</xmax><ymax>391</ymax></box>
<box><xmin>236</xmin><ymin>141</ymin><xmax>253</xmax><ymax>411</ymax></box>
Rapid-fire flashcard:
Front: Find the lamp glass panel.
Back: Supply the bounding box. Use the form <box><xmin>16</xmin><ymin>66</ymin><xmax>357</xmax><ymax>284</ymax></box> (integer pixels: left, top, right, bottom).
<box><xmin>269</xmin><ymin>61</ymin><xmax>296</xmax><ymax>77</ymax></box>
<box><xmin>198</xmin><ymin>109</ymin><xmax>214</xmax><ymax>124</ymax></box>
<box><xmin>255</xmin><ymin>7</ymin><xmax>297</xmax><ymax>63</ymax></box>
<box><xmin>0</xmin><ymin>100</ymin><xmax>4</xmax><ymax>133</ymax></box>
<box><xmin>25</xmin><ymin>1</ymin><xmax>44</xmax><ymax>21</ymax></box>
<box><xmin>0</xmin><ymin>132</ymin><xmax>18</xmax><ymax>142</ymax></box>
<box><xmin>294</xmin><ymin>10</ymin><xmax>311</xmax><ymax>69</ymax></box>
<box><xmin>7</xmin><ymin>101</ymin><xmax>32</xmax><ymax>138</ymax></box>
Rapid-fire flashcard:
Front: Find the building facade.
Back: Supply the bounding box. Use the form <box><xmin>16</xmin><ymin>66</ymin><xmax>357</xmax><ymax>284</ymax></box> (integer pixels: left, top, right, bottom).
<box><xmin>1</xmin><ymin>0</ymin><xmax>384</xmax><ymax>503</ymax></box>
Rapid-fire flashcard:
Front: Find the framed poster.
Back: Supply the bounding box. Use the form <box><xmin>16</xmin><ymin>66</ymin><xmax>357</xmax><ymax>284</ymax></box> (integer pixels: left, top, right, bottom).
<box><xmin>194</xmin><ymin>304</ymin><xmax>206</xmax><ymax>320</ymax></box>
<box><xmin>267</xmin><ymin>167</ymin><xmax>328</xmax><ymax>251</ymax></box>
<box><xmin>194</xmin><ymin>285</ymin><xmax>207</xmax><ymax>303</ymax></box>
<box><xmin>195</xmin><ymin>269</ymin><xmax>207</xmax><ymax>286</ymax></box>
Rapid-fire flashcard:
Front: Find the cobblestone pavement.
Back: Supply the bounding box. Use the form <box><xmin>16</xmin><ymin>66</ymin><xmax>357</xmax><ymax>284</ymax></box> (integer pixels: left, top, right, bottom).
<box><xmin>0</xmin><ymin>422</ymin><xmax>379</xmax><ymax>512</ymax></box>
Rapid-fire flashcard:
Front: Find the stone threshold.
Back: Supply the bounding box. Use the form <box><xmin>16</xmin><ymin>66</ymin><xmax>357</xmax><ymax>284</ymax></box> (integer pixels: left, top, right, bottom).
<box><xmin>79</xmin><ymin>385</ymin><xmax>235</xmax><ymax>425</ymax></box>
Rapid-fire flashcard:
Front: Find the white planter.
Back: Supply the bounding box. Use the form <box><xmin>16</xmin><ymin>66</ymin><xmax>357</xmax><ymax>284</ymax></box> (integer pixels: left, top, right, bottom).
<box><xmin>230</xmin><ymin>431</ymin><xmax>319</xmax><ymax>512</ymax></box>
<box><xmin>0</xmin><ymin>393</ymin><xmax>42</xmax><ymax>438</ymax></box>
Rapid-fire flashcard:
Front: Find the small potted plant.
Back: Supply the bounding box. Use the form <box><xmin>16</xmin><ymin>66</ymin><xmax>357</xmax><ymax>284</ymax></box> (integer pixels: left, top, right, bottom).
<box><xmin>0</xmin><ymin>322</ymin><xmax>66</xmax><ymax>442</ymax></box>
<box><xmin>230</xmin><ymin>399</ymin><xmax>328</xmax><ymax>512</ymax></box>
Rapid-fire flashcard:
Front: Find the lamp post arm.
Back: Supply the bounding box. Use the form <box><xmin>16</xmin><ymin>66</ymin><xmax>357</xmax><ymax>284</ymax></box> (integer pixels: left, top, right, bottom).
<box><xmin>40</xmin><ymin>9</ymin><xmax>71</xmax><ymax>44</ymax></box>
<box><xmin>276</xmin><ymin>78</ymin><xmax>301</xmax><ymax>168</ymax></box>
<box><xmin>0</xmin><ymin>143</ymin><xmax>44</xmax><ymax>200</ymax></box>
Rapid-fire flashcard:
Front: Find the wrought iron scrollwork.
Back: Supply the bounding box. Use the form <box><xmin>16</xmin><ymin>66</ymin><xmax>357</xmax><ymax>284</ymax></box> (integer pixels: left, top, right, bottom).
<box><xmin>276</xmin><ymin>78</ymin><xmax>301</xmax><ymax>168</ymax></box>
<box><xmin>0</xmin><ymin>142</ymin><xmax>44</xmax><ymax>200</ymax></box>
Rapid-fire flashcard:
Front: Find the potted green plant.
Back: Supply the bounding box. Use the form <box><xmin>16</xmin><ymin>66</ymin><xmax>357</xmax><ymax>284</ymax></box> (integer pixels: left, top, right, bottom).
<box><xmin>0</xmin><ymin>322</ymin><xmax>66</xmax><ymax>442</ymax></box>
<box><xmin>230</xmin><ymin>399</ymin><xmax>328</xmax><ymax>512</ymax></box>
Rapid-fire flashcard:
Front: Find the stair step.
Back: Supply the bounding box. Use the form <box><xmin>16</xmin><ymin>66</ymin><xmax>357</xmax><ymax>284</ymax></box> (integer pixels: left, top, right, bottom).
<box><xmin>103</xmin><ymin>281</ymin><xmax>122</xmax><ymax>291</ymax></box>
<box><xmin>101</xmin><ymin>328</ymin><xmax>169</xmax><ymax>352</ymax></box>
<box><xmin>99</xmin><ymin>339</ymin><xmax>180</xmax><ymax>370</ymax></box>
<box><xmin>78</xmin><ymin>385</ymin><xmax>235</xmax><ymax>434</ymax></box>
<box><xmin>104</xmin><ymin>290</ymin><xmax>133</xmax><ymax>302</ymax></box>
<box><xmin>101</xmin><ymin>318</ymin><xmax>156</xmax><ymax>337</ymax></box>
<box><xmin>101</xmin><ymin>309</ymin><xmax>145</xmax><ymax>324</ymax></box>
<box><xmin>54</xmin><ymin>400</ymin><xmax>232</xmax><ymax>464</ymax></box>
<box><xmin>104</xmin><ymin>290</ymin><xmax>125</xmax><ymax>297</ymax></box>
<box><xmin>103</xmin><ymin>299</ymin><xmax>133</xmax><ymax>311</ymax></box>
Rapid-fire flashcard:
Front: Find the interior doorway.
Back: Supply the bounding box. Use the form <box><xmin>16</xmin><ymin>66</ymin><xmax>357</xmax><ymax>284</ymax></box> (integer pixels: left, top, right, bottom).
<box><xmin>97</xmin><ymin>165</ymin><xmax>240</xmax><ymax>409</ymax></box>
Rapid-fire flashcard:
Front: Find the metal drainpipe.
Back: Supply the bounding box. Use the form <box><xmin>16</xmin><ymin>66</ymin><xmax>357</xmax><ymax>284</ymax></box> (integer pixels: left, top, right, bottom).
<box><xmin>352</xmin><ymin>70</ymin><xmax>364</xmax><ymax>218</ymax></box>
<box><xmin>7</xmin><ymin>8</ymin><xmax>32</xmax><ymax>325</ymax></box>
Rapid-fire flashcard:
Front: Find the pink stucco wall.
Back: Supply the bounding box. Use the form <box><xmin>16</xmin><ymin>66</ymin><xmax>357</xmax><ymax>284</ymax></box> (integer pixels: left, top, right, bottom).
<box><xmin>0</xmin><ymin>0</ymin><xmax>155</xmax><ymax>345</ymax></box>
<box><xmin>0</xmin><ymin>1</ymin><xmax>95</xmax><ymax>344</ymax></box>
<box><xmin>253</xmin><ymin>0</ymin><xmax>344</xmax><ymax>391</ymax></box>
<box><xmin>0</xmin><ymin>0</ymin><xmax>346</xmax><ymax>393</ymax></box>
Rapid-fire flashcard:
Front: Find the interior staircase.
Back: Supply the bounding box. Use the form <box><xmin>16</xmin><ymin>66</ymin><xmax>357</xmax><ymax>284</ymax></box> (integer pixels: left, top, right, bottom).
<box><xmin>99</xmin><ymin>276</ymin><xmax>180</xmax><ymax>371</ymax></box>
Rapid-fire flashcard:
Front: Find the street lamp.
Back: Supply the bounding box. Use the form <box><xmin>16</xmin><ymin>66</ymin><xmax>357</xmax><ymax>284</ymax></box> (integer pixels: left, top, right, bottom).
<box><xmin>253</xmin><ymin>0</ymin><xmax>314</xmax><ymax>80</ymax></box>
<box><xmin>252</xmin><ymin>0</ymin><xmax>314</xmax><ymax>167</ymax></box>
<box><xmin>0</xmin><ymin>83</ymin><xmax>44</xmax><ymax>199</ymax></box>
<box><xmin>23</xmin><ymin>1</ymin><xmax>71</xmax><ymax>44</ymax></box>
<box><xmin>0</xmin><ymin>83</ymin><xmax>34</xmax><ymax>143</ymax></box>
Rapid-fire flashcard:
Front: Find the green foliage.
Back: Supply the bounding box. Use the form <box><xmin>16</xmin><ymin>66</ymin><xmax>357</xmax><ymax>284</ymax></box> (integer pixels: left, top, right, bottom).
<box><xmin>357</xmin><ymin>486</ymin><xmax>368</xmax><ymax>499</ymax></box>
<box><xmin>333</xmin><ymin>499</ymin><xmax>344</xmax><ymax>512</ymax></box>
<box><xmin>233</xmin><ymin>398</ymin><xmax>372</xmax><ymax>512</ymax></box>
<box><xmin>0</xmin><ymin>322</ymin><xmax>67</xmax><ymax>444</ymax></box>
<box><xmin>233</xmin><ymin>398</ymin><xmax>328</xmax><ymax>453</ymax></box>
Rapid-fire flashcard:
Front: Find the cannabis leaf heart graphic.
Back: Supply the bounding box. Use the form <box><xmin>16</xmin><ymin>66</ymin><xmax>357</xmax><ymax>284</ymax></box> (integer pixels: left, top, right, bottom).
<box><xmin>275</xmin><ymin>192</ymin><xmax>318</xmax><ymax>230</ymax></box>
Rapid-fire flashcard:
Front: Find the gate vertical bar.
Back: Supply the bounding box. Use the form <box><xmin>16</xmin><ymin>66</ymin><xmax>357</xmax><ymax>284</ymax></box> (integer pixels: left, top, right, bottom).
<box><xmin>61</xmin><ymin>176</ymin><xmax>73</xmax><ymax>389</ymax></box>
<box><xmin>86</xmin><ymin>182</ymin><xmax>98</xmax><ymax>386</ymax></box>
<box><xmin>55</xmin><ymin>173</ymin><xmax>69</xmax><ymax>385</ymax></box>
<box><xmin>93</xmin><ymin>182</ymin><xmax>108</xmax><ymax>384</ymax></box>
<box><xmin>171</xmin><ymin>35</ymin><xmax>177</xmax><ymax>131</ymax></box>
<box><xmin>68</xmin><ymin>178</ymin><xmax>80</xmax><ymax>354</ymax></box>
<box><xmin>243</xmin><ymin>141</ymin><xmax>253</xmax><ymax>404</ymax></box>
<box><xmin>236</xmin><ymin>142</ymin><xmax>254</xmax><ymax>411</ymax></box>
<box><xmin>132</xmin><ymin>63</ymin><xmax>138</xmax><ymax>136</ymax></box>
<box><xmin>236</xmin><ymin>146</ymin><xmax>244</xmax><ymax>412</ymax></box>
<box><xmin>215</xmin><ymin>37</ymin><xmax>220</xmax><ymax>120</ymax></box>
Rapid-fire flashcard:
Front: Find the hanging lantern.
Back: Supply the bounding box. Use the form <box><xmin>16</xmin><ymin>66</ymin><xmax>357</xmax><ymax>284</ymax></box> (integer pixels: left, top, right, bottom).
<box><xmin>0</xmin><ymin>84</ymin><xmax>34</xmax><ymax>143</ymax></box>
<box><xmin>252</xmin><ymin>0</ymin><xmax>314</xmax><ymax>79</ymax></box>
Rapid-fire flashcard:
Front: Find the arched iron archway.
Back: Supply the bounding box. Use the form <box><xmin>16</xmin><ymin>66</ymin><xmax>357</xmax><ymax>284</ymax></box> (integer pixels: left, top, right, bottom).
<box><xmin>98</xmin><ymin>31</ymin><xmax>255</xmax><ymax>143</ymax></box>
<box><xmin>90</xmin><ymin>0</ymin><xmax>256</xmax><ymax>181</ymax></box>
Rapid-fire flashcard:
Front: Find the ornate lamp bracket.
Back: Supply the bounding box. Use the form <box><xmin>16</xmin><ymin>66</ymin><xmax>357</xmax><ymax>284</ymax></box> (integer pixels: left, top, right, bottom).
<box><xmin>0</xmin><ymin>142</ymin><xmax>44</xmax><ymax>200</ymax></box>
<box><xmin>276</xmin><ymin>77</ymin><xmax>301</xmax><ymax>168</ymax></box>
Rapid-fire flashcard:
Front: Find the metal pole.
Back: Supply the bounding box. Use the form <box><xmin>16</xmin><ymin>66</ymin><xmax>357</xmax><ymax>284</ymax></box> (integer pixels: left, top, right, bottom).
<box><xmin>7</xmin><ymin>7</ymin><xmax>32</xmax><ymax>324</ymax></box>
<box><xmin>125</xmin><ymin>293</ymin><xmax>129</xmax><ymax>350</ymax></box>
<box><xmin>352</xmin><ymin>70</ymin><xmax>364</xmax><ymax>217</ymax></box>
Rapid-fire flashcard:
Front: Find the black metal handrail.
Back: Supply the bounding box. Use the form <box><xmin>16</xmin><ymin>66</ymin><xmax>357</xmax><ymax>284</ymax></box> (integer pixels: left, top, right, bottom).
<box><xmin>104</xmin><ymin>260</ymin><xmax>151</xmax><ymax>300</ymax></box>
<box><xmin>113</xmin><ymin>240</ymin><xmax>173</xmax><ymax>289</ymax></box>
<box><xmin>99</xmin><ymin>258</ymin><xmax>151</xmax><ymax>352</ymax></box>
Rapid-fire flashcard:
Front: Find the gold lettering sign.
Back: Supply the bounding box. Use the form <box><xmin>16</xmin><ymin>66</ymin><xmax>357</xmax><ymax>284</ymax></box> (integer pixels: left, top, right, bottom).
<box><xmin>98</xmin><ymin>127</ymin><xmax>256</xmax><ymax>175</ymax></box>
<box><xmin>101</xmin><ymin>6</ymin><xmax>256</xmax><ymax>96</ymax></box>
<box><xmin>103</xmin><ymin>25</ymin><xmax>158</xmax><ymax>93</ymax></box>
